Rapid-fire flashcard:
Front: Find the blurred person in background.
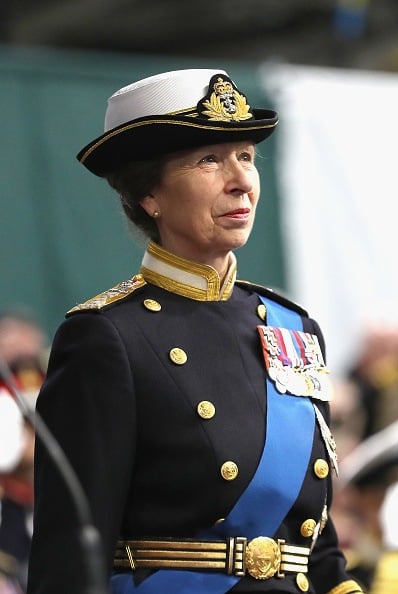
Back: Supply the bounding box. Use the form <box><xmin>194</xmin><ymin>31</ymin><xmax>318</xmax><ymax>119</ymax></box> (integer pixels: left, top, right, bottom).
<box><xmin>337</xmin><ymin>421</ymin><xmax>398</xmax><ymax>593</ymax></box>
<box><xmin>27</xmin><ymin>68</ymin><xmax>365</xmax><ymax>594</ymax></box>
<box><xmin>0</xmin><ymin>311</ymin><xmax>47</xmax><ymax>594</ymax></box>
<box><xmin>329</xmin><ymin>323</ymin><xmax>398</xmax><ymax>590</ymax></box>
<box><xmin>346</xmin><ymin>324</ymin><xmax>398</xmax><ymax>441</ymax></box>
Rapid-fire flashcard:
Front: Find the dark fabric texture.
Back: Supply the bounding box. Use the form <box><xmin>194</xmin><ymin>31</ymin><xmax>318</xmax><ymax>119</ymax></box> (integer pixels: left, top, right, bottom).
<box><xmin>27</xmin><ymin>282</ymin><xmax>354</xmax><ymax>594</ymax></box>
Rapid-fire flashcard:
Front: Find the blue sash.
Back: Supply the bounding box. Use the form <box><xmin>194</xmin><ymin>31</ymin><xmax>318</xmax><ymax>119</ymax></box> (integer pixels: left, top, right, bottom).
<box><xmin>111</xmin><ymin>296</ymin><xmax>315</xmax><ymax>594</ymax></box>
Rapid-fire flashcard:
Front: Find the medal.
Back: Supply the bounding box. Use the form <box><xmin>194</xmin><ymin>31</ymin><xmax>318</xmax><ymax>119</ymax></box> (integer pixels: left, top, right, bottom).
<box><xmin>257</xmin><ymin>325</ymin><xmax>332</xmax><ymax>402</ymax></box>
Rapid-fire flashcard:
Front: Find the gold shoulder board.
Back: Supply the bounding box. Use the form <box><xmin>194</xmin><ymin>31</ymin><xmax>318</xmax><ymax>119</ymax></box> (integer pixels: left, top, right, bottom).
<box><xmin>67</xmin><ymin>274</ymin><xmax>146</xmax><ymax>315</ymax></box>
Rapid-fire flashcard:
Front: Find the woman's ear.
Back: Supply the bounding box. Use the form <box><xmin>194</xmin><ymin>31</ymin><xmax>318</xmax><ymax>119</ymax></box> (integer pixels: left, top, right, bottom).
<box><xmin>140</xmin><ymin>194</ymin><xmax>159</xmax><ymax>217</ymax></box>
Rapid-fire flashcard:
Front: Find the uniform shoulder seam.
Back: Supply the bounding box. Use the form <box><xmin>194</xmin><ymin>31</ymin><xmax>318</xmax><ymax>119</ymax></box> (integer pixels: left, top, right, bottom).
<box><xmin>236</xmin><ymin>279</ymin><xmax>308</xmax><ymax>317</ymax></box>
<box><xmin>66</xmin><ymin>274</ymin><xmax>146</xmax><ymax>315</ymax></box>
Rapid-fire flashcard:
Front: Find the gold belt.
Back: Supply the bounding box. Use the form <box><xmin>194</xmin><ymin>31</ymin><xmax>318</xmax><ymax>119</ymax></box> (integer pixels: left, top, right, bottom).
<box><xmin>114</xmin><ymin>537</ymin><xmax>310</xmax><ymax>580</ymax></box>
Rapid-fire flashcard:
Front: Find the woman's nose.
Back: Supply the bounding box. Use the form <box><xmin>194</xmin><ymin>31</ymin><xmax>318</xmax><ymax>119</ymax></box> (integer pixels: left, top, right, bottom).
<box><xmin>224</xmin><ymin>160</ymin><xmax>253</xmax><ymax>195</ymax></box>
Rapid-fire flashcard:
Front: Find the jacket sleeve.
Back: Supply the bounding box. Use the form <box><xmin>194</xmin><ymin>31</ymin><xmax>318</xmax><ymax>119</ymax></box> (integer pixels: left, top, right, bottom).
<box><xmin>27</xmin><ymin>312</ymin><xmax>136</xmax><ymax>594</ymax></box>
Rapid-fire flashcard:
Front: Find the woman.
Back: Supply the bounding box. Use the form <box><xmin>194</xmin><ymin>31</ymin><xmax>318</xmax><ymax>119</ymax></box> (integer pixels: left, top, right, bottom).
<box><xmin>27</xmin><ymin>69</ymin><xmax>364</xmax><ymax>594</ymax></box>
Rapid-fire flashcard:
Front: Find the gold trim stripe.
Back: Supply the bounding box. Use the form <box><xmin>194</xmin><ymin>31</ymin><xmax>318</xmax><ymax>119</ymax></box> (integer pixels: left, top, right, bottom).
<box><xmin>166</xmin><ymin>106</ymin><xmax>198</xmax><ymax>116</ymax></box>
<box><xmin>141</xmin><ymin>266</ymin><xmax>212</xmax><ymax>301</ymax></box>
<box><xmin>327</xmin><ymin>579</ymin><xmax>365</xmax><ymax>594</ymax></box>
<box><xmin>141</xmin><ymin>241</ymin><xmax>236</xmax><ymax>301</ymax></box>
<box><xmin>116</xmin><ymin>540</ymin><xmax>227</xmax><ymax>551</ymax></box>
<box><xmin>282</xmin><ymin>544</ymin><xmax>310</xmax><ymax>556</ymax></box>
<box><xmin>280</xmin><ymin>562</ymin><xmax>308</xmax><ymax>573</ymax></box>
<box><xmin>114</xmin><ymin>537</ymin><xmax>311</xmax><ymax>579</ymax></box>
<box><xmin>79</xmin><ymin>117</ymin><xmax>278</xmax><ymax>164</ymax></box>
<box><xmin>131</xmin><ymin>549</ymin><xmax>227</xmax><ymax>560</ymax></box>
<box><xmin>281</xmin><ymin>553</ymin><xmax>309</xmax><ymax>565</ymax></box>
<box><xmin>147</xmin><ymin>241</ymin><xmax>220</xmax><ymax>282</ymax></box>
<box><xmin>122</xmin><ymin>559</ymin><xmax>227</xmax><ymax>570</ymax></box>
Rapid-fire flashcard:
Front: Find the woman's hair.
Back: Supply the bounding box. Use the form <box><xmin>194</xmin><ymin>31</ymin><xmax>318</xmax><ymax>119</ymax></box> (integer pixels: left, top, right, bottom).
<box><xmin>106</xmin><ymin>157</ymin><xmax>166</xmax><ymax>243</ymax></box>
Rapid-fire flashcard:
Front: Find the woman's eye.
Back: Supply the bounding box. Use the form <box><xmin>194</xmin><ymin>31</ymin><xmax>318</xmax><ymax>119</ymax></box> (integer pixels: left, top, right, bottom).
<box><xmin>239</xmin><ymin>152</ymin><xmax>253</xmax><ymax>162</ymax></box>
<box><xmin>199</xmin><ymin>154</ymin><xmax>217</xmax><ymax>164</ymax></box>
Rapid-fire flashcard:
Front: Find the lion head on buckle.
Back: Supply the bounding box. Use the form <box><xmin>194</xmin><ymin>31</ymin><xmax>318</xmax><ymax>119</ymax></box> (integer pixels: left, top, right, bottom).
<box><xmin>245</xmin><ymin>536</ymin><xmax>281</xmax><ymax>580</ymax></box>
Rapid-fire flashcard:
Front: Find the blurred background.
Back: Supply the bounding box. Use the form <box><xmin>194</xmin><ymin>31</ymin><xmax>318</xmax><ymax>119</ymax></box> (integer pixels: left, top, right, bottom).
<box><xmin>3</xmin><ymin>0</ymin><xmax>398</xmax><ymax>70</ymax></box>
<box><xmin>2</xmin><ymin>0</ymin><xmax>398</xmax><ymax>372</ymax></box>
<box><xmin>1</xmin><ymin>3</ymin><xmax>398</xmax><ymax>591</ymax></box>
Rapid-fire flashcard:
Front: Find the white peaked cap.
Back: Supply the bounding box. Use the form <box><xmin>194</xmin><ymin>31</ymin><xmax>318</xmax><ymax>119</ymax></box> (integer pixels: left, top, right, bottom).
<box><xmin>78</xmin><ymin>67</ymin><xmax>279</xmax><ymax>176</ymax></box>
<box><xmin>105</xmin><ymin>69</ymin><xmax>228</xmax><ymax>131</ymax></box>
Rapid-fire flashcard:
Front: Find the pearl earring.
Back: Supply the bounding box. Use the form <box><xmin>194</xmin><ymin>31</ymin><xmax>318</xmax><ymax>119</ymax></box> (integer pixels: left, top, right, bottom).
<box><xmin>153</xmin><ymin>210</ymin><xmax>160</xmax><ymax>218</ymax></box>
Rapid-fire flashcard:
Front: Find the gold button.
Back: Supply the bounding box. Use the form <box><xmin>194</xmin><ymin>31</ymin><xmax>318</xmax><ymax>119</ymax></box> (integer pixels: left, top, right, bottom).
<box><xmin>220</xmin><ymin>461</ymin><xmax>238</xmax><ymax>481</ymax></box>
<box><xmin>314</xmin><ymin>458</ymin><xmax>329</xmax><ymax>479</ymax></box>
<box><xmin>257</xmin><ymin>304</ymin><xmax>267</xmax><ymax>321</ymax></box>
<box><xmin>300</xmin><ymin>518</ymin><xmax>317</xmax><ymax>538</ymax></box>
<box><xmin>296</xmin><ymin>572</ymin><xmax>309</xmax><ymax>592</ymax></box>
<box><xmin>197</xmin><ymin>401</ymin><xmax>216</xmax><ymax>419</ymax></box>
<box><xmin>169</xmin><ymin>348</ymin><xmax>187</xmax><ymax>365</ymax></box>
<box><xmin>143</xmin><ymin>298</ymin><xmax>161</xmax><ymax>312</ymax></box>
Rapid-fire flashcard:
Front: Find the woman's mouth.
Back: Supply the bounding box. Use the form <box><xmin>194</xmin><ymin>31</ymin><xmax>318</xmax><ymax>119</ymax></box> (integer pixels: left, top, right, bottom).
<box><xmin>222</xmin><ymin>208</ymin><xmax>251</xmax><ymax>219</ymax></box>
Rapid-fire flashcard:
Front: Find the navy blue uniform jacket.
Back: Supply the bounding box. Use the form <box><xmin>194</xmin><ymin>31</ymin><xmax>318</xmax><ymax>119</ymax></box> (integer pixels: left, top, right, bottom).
<box><xmin>27</xmin><ymin>243</ymin><xmax>363</xmax><ymax>594</ymax></box>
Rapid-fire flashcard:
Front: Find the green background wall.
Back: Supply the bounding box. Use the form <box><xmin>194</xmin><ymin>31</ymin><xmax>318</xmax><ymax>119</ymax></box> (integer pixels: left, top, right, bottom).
<box><xmin>0</xmin><ymin>45</ymin><xmax>286</xmax><ymax>339</ymax></box>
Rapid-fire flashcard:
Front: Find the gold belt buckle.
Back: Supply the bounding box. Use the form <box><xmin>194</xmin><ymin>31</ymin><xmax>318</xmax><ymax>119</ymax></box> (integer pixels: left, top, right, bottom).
<box><xmin>245</xmin><ymin>536</ymin><xmax>281</xmax><ymax>580</ymax></box>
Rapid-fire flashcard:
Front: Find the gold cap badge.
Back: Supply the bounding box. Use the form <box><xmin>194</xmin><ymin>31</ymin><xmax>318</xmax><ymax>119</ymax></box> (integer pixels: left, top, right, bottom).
<box><xmin>198</xmin><ymin>74</ymin><xmax>253</xmax><ymax>123</ymax></box>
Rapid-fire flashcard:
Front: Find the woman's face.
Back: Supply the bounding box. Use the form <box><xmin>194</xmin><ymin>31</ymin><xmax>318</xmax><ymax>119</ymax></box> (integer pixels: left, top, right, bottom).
<box><xmin>141</xmin><ymin>141</ymin><xmax>261</xmax><ymax>266</ymax></box>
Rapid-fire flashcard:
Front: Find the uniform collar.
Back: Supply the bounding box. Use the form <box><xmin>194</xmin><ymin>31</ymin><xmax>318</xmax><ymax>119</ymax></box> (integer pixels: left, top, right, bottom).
<box><xmin>140</xmin><ymin>241</ymin><xmax>237</xmax><ymax>301</ymax></box>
